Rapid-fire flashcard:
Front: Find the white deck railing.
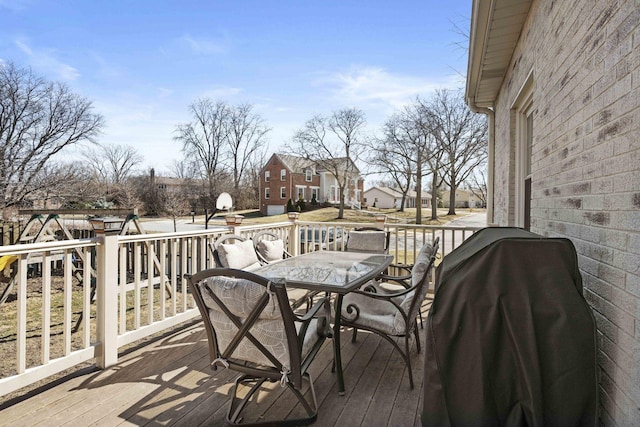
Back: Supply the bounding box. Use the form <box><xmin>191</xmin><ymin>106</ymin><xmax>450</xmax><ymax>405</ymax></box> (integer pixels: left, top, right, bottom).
<box><xmin>0</xmin><ymin>219</ymin><xmax>480</xmax><ymax>398</ymax></box>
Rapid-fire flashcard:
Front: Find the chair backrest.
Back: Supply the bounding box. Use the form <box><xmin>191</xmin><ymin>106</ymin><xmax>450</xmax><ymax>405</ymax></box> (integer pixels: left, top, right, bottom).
<box><xmin>188</xmin><ymin>268</ymin><xmax>305</xmax><ymax>387</ymax></box>
<box><xmin>394</xmin><ymin>237</ymin><xmax>439</xmax><ymax>332</ymax></box>
<box><xmin>253</xmin><ymin>230</ymin><xmax>290</xmax><ymax>264</ymax></box>
<box><xmin>345</xmin><ymin>227</ymin><xmax>390</xmax><ymax>254</ymax></box>
<box><xmin>210</xmin><ymin>234</ymin><xmax>261</xmax><ymax>270</ymax></box>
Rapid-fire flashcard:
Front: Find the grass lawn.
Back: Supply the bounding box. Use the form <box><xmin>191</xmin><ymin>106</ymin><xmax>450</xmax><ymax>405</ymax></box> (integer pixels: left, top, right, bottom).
<box><xmin>227</xmin><ymin>206</ymin><xmax>476</xmax><ymax>225</ymax></box>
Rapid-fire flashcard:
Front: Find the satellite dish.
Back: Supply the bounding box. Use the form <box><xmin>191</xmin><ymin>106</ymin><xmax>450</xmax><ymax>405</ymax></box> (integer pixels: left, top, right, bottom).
<box><xmin>216</xmin><ymin>193</ymin><xmax>233</xmax><ymax>211</ymax></box>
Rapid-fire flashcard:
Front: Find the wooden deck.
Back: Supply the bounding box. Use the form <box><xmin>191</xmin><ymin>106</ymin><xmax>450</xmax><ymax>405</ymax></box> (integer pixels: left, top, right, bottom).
<box><xmin>0</xmin><ymin>306</ymin><xmax>431</xmax><ymax>426</ymax></box>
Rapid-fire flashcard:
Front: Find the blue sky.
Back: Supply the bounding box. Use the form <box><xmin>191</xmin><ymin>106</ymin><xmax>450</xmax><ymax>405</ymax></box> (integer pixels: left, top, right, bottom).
<box><xmin>1</xmin><ymin>0</ymin><xmax>471</xmax><ymax>174</ymax></box>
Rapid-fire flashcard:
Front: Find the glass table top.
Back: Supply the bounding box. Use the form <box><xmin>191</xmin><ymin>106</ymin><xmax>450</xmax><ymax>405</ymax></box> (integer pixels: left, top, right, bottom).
<box><xmin>254</xmin><ymin>251</ymin><xmax>393</xmax><ymax>293</ymax></box>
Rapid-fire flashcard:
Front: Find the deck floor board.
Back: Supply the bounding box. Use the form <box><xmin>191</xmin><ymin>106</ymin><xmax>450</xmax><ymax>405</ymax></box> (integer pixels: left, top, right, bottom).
<box><xmin>1</xmin><ymin>304</ymin><xmax>432</xmax><ymax>427</ymax></box>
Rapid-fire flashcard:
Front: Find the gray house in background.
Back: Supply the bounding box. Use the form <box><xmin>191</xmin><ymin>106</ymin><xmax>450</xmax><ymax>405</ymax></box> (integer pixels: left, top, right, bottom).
<box><xmin>363</xmin><ymin>186</ymin><xmax>431</xmax><ymax>209</ymax></box>
<box><xmin>466</xmin><ymin>0</ymin><xmax>639</xmax><ymax>424</ymax></box>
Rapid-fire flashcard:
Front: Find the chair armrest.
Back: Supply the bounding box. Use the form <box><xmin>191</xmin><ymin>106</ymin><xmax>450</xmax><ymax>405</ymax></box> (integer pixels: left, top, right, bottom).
<box><xmin>378</xmin><ymin>273</ymin><xmax>412</xmax><ymax>288</ymax></box>
<box><xmin>295</xmin><ymin>295</ymin><xmax>330</xmax><ymax>322</ymax></box>
<box><xmin>351</xmin><ymin>286</ymin><xmax>415</xmax><ymax>300</ymax></box>
<box><xmin>295</xmin><ymin>296</ymin><xmax>333</xmax><ymax>341</ymax></box>
<box><xmin>390</xmin><ymin>263</ymin><xmax>413</xmax><ymax>271</ymax></box>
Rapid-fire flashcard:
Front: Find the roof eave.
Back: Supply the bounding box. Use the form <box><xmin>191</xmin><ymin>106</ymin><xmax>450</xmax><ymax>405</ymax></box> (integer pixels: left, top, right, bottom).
<box><xmin>465</xmin><ymin>0</ymin><xmax>532</xmax><ymax>112</ymax></box>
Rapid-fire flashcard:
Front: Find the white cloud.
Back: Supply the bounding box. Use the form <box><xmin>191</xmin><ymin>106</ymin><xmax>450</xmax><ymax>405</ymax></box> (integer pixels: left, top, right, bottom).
<box><xmin>319</xmin><ymin>66</ymin><xmax>462</xmax><ymax>113</ymax></box>
<box><xmin>201</xmin><ymin>86</ymin><xmax>243</xmax><ymax>100</ymax></box>
<box><xmin>157</xmin><ymin>87</ymin><xmax>174</xmax><ymax>98</ymax></box>
<box><xmin>178</xmin><ymin>35</ymin><xmax>228</xmax><ymax>55</ymax></box>
<box><xmin>91</xmin><ymin>96</ymin><xmax>188</xmax><ymax>173</ymax></box>
<box><xmin>0</xmin><ymin>0</ymin><xmax>32</xmax><ymax>11</ymax></box>
<box><xmin>15</xmin><ymin>38</ymin><xmax>80</xmax><ymax>81</ymax></box>
<box><xmin>88</xmin><ymin>51</ymin><xmax>123</xmax><ymax>79</ymax></box>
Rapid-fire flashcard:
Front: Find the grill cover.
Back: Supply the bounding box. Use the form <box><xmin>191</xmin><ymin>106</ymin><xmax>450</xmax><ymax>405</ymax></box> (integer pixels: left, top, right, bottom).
<box><xmin>422</xmin><ymin>228</ymin><xmax>597</xmax><ymax>426</ymax></box>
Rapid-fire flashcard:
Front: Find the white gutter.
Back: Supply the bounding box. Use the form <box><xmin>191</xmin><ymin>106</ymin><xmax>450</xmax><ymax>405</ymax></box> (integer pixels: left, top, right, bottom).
<box><xmin>467</xmin><ymin>97</ymin><xmax>495</xmax><ymax>226</ymax></box>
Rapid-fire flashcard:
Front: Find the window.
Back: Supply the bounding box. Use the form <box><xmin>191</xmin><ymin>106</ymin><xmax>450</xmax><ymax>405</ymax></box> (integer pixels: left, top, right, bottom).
<box><xmin>265</xmin><ymin>171</ymin><xmax>270</xmax><ymax>182</ymax></box>
<box><xmin>305</xmin><ymin>169</ymin><xmax>312</xmax><ymax>181</ymax></box>
<box><xmin>280</xmin><ymin>169</ymin><xmax>286</xmax><ymax>181</ymax></box>
<box><xmin>280</xmin><ymin>187</ymin><xmax>286</xmax><ymax>199</ymax></box>
<box><xmin>512</xmin><ymin>70</ymin><xmax>534</xmax><ymax>230</ymax></box>
<box><xmin>265</xmin><ymin>188</ymin><xmax>270</xmax><ymax>199</ymax></box>
<box><xmin>311</xmin><ymin>187</ymin><xmax>319</xmax><ymax>201</ymax></box>
<box><xmin>296</xmin><ymin>186</ymin><xmax>305</xmax><ymax>200</ymax></box>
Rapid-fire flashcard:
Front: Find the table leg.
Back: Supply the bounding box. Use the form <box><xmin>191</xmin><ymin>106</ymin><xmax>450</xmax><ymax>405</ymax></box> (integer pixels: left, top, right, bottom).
<box><xmin>334</xmin><ymin>294</ymin><xmax>345</xmax><ymax>395</ymax></box>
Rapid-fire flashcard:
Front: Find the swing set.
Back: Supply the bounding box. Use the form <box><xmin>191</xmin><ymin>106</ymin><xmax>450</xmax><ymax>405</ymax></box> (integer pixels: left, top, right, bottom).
<box><xmin>0</xmin><ymin>211</ymin><xmax>172</xmax><ymax>331</ymax></box>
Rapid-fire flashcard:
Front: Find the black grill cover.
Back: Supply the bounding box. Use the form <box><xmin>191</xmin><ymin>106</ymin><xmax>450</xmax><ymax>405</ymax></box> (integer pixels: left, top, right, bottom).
<box><xmin>422</xmin><ymin>228</ymin><xmax>598</xmax><ymax>427</ymax></box>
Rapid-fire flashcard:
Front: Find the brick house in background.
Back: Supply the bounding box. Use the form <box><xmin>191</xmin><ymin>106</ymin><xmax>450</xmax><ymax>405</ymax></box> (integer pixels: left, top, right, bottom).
<box><xmin>259</xmin><ymin>153</ymin><xmax>364</xmax><ymax>215</ymax></box>
<box><xmin>467</xmin><ymin>0</ymin><xmax>639</xmax><ymax>424</ymax></box>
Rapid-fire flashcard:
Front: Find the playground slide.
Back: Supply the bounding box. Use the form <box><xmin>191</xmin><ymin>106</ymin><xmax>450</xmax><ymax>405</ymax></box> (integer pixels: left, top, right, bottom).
<box><xmin>0</xmin><ymin>255</ymin><xmax>18</xmax><ymax>274</ymax></box>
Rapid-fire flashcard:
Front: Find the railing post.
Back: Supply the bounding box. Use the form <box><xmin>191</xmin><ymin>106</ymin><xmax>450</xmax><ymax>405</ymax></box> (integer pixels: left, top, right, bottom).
<box><xmin>288</xmin><ymin>212</ymin><xmax>300</xmax><ymax>256</ymax></box>
<box><xmin>95</xmin><ymin>230</ymin><xmax>120</xmax><ymax>369</ymax></box>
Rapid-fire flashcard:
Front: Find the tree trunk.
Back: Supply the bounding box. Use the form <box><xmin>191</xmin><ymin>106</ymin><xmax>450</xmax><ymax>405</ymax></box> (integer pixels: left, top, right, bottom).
<box><xmin>448</xmin><ymin>184</ymin><xmax>457</xmax><ymax>215</ymax></box>
<box><xmin>338</xmin><ymin>186</ymin><xmax>345</xmax><ymax>219</ymax></box>
<box><xmin>415</xmin><ymin>152</ymin><xmax>423</xmax><ymax>225</ymax></box>
<box><xmin>431</xmin><ymin>175</ymin><xmax>439</xmax><ymax>220</ymax></box>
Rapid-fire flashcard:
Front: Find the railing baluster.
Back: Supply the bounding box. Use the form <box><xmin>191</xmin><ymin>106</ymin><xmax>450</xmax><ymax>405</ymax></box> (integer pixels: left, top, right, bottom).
<box><xmin>170</xmin><ymin>238</ymin><xmax>177</xmax><ymax>316</ymax></box>
<box><xmin>160</xmin><ymin>239</ymin><xmax>166</xmax><ymax>321</ymax></box>
<box><xmin>17</xmin><ymin>255</ymin><xmax>28</xmax><ymax>374</ymax></box>
<box><xmin>134</xmin><ymin>242</ymin><xmax>141</xmax><ymax>330</ymax></box>
<box><xmin>83</xmin><ymin>246</ymin><xmax>92</xmax><ymax>346</ymax></box>
<box><xmin>42</xmin><ymin>250</ymin><xmax>51</xmax><ymax>364</ymax></box>
<box><xmin>63</xmin><ymin>249</ymin><xmax>72</xmax><ymax>355</ymax></box>
<box><xmin>147</xmin><ymin>242</ymin><xmax>154</xmax><ymax>325</ymax></box>
<box><xmin>181</xmin><ymin>238</ymin><xmax>188</xmax><ymax>311</ymax></box>
<box><xmin>119</xmin><ymin>243</ymin><xmax>127</xmax><ymax>334</ymax></box>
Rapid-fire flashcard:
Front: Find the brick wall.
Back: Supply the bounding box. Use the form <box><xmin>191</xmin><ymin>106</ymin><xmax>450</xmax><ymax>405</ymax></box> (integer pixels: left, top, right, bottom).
<box><xmin>491</xmin><ymin>0</ymin><xmax>640</xmax><ymax>424</ymax></box>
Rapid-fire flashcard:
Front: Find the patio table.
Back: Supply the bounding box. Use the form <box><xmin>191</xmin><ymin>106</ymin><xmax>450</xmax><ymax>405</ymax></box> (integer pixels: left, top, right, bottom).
<box><xmin>254</xmin><ymin>250</ymin><xmax>393</xmax><ymax>395</ymax></box>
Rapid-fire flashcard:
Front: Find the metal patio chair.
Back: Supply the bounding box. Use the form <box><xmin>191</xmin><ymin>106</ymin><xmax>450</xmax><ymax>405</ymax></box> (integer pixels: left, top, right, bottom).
<box><xmin>340</xmin><ymin>237</ymin><xmax>439</xmax><ymax>389</ymax></box>
<box><xmin>187</xmin><ymin>268</ymin><xmax>332</xmax><ymax>426</ymax></box>
<box><xmin>344</xmin><ymin>226</ymin><xmax>390</xmax><ymax>254</ymax></box>
<box><xmin>210</xmin><ymin>234</ymin><xmax>261</xmax><ymax>271</ymax></box>
<box><xmin>252</xmin><ymin>230</ymin><xmax>292</xmax><ymax>264</ymax></box>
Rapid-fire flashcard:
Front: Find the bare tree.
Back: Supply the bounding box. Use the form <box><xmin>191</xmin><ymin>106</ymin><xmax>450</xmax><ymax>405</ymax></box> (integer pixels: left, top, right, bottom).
<box><xmin>82</xmin><ymin>143</ymin><xmax>143</xmax><ymax>208</ymax></box>
<box><xmin>226</xmin><ymin>103</ymin><xmax>269</xmax><ymax>208</ymax></box>
<box><xmin>467</xmin><ymin>165</ymin><xmax>488</xmax><ymax>208</ymax></box>
<box><xmin>412</xmin><ymin>98</ymin><xmax>448</xmax><ymax>220</ymax></box>
<box><xmin>174</xmin><ymin>99</ymin><xmax>230</xmax><ymax>207</ymax></box>
<box><xmin>429</xmin><ymin>89</ymin><xmax>487</xmax><ymax>215</ymax></box>
<box><xmin>157</xmin><ymin>187</ymin><xmax>192</xmax><ymax>232</ymax></box>
<box><xmin>35</xmin><ymin>162</ymin><xmax>98</xmax><ymax>208</ymax></box>
<box><xmin>376</xmin><ymin>101</ymin><xmax>440</xmax><ymax>223</ymax></box>
<box><xmin>239</xmin><ymin>145</ymin><xmax>269</xmax><ymax>210</ymax></box>
<box><xmin>84</xmin><ymin>143</ymin><xmax>142</xmax><ymax>183</ymax></box>
<box><xmin>288</xmin><ymin>108</ymin><xmax>366</xmax><ymax>219</ymax></box>
<box><xmin>0</xmin><ymin>62</ymin><xmax>104</xmax><ymax>215</ymax></box>
<box><xmin>170</xmin><ymin>159</ymin><xmax>199</xmax><ymax>180</ymax></box>
<box><xmin>369</xmin><ymin>117</ymin><xmax>415</xmax><ymax>212</ymax></box>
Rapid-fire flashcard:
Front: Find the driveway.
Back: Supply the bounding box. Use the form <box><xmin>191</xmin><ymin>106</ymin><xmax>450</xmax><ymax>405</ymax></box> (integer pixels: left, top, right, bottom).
<box><xmin>448</xmin><ymin>211</ymin><xmax>487</xmax><ymax>228</ymax></box>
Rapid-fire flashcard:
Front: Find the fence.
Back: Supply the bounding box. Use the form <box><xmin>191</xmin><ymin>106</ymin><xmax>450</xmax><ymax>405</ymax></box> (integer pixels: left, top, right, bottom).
<box><xmin>0</xmin><ymin>219</ymin><xmax>480</xmax><ymax>398</ymax></box>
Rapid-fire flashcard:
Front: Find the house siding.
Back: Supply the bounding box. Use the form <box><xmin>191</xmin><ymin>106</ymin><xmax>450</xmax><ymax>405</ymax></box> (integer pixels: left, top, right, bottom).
<box><xmin>490</xmin><ymin>1</ymin><xmax>640</xmax><ymax>424</ymax></box>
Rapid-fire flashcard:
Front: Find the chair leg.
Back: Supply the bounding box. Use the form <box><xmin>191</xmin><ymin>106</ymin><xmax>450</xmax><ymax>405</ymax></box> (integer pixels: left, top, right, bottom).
<box><xmin>227</xmin><ymin>374</ymin><xmax>319</xmax><ymax>426</ymax></box>
<box><xmin>351</xmin><ymin>327</ymin><xmax>358</xmax><ymax>343</ymax></box>
<box><xmin>405</xmin><ymin>336</ymin><xmax>414</xmax><ymax>389</ymax></box>
<box><xmin>414</xmin><ymin>325</ymin><xmax>421</xmax><ymax>353</ymax></box>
